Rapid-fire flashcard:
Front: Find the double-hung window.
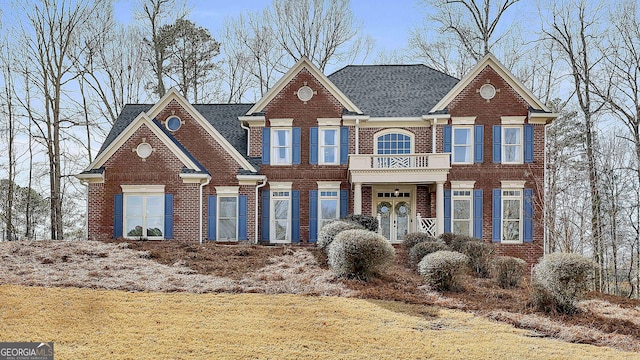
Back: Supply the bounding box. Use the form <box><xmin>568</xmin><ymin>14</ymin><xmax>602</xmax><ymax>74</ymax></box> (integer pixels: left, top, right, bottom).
<box><xmin>502</xmin><ymin>189</ymin><xmax>522</xmax><ymax>243</ymax></box>
<box><xmin>271</xmin><ymin>190</ymin><xmax>291</xmax><ymax>242</ymax></box>
<box><xmin>320</xmin><ymin>128</ymin><xmax>339</xmax><ymax>164</ymax></box>
<box><xmin>452</xmin><ymin>127</ymin><xmax>473</xmax><ymax>164</ymax></box>
<box><xmin>272</xmin><ymin>129</ymin><xmax>291</xmax><ymax>165</ymax></box>
<box><xmin>452</xmin><ymin>190</ymin><xmax>472</xmax><ymax>236</ymax></box>
<box><xmin>218</xmin><ymin>196</ymin><xmax>238</xmax><ymax>240</ymax></box>
<box><xmin>319</xmin><ymin>190</ymin><xmax>340</xmax><ymax>229</ymax></box>
<box><xmin>502</xmin><ymin>126</ymin><xmax>522</xmax><ymax>164</ymax></box>
<box><xmin>121</xmin><ymin>185</ymin><xmax>165</xmax><ymax>239</ymax></box>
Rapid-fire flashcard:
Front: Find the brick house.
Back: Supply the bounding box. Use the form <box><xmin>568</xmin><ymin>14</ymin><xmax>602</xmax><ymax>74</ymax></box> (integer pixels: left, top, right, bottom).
<box><xmin>77</xmin><ymin>54</ymin><xmax>557</xmax><ymax>265</ymax></box>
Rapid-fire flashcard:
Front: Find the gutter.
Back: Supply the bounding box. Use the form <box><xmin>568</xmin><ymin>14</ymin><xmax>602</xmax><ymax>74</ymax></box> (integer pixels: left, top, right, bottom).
<box><xmin>240</xmin><ymin>122</ymin><xmax>251</xmax><ymax>156</ymax></box>
<box><xmin>199</xmin><ymin>176</ymin><xmax>212</xmax><ymax>244</ymax></box>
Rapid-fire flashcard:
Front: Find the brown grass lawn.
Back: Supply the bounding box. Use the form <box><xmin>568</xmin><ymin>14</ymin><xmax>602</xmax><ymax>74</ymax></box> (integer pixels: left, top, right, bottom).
<box><xmin>1</xmin><ymin>285</ymin><xmax>637</xmax><ymax>359</ymax></box>
<box><xmin>2</xmin><ymin>240</ymin><xmax>640</xmax><ymax>358</ymax></box>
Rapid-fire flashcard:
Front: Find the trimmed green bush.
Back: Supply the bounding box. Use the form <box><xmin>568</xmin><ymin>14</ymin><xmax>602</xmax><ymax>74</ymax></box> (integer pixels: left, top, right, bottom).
<box><xmin>342</xmin><ymin>214</ymin><xmax>378</xmax><ymax>232</ymax></box>
<box><xmin>490</xmin><ymin>256</ymin><xmax>527</xmax><ymax>289</ymax></box>
<box><xmin>531</xmin><ymin>253</ymin><xmax>597</xmax><ymax>314</ymax></box>
<box><xmin>402</xmin><ymin>232</ymin><xmax>437</xmax><ymax>250</ymax></box>
<box><xmin>408</xmin><ymin>241</ymin><xmax>450</xmax><ymax>268</ymax></box>
<box><xmin>418</xmin><ymin>250</ymin><xmax>469</xmax><ymax>291</ymax></box>
<box><xmin>461</xmin><ymin>241</ymin><xmax>495</xmax><ymax>277</ymax></box>
<box><xmin>317</xmin><ymin>220</ymin><xmax>364</xmax><ymax>250</ymax></box>
<box><xmin>327</xmin><ymin>229</ymin><xmax>395</xmax><ymax>280</ymax></box>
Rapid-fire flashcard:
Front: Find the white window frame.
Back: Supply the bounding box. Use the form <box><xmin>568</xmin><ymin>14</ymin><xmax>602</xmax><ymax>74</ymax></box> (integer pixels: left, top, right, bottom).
<box><xmin>452</xmin><ymin>126</ymin><xmax>473</xmax><ymax>164</ymax></box>
<box><xmin>501</xmin><ymin>188</ymin><xmax>523</xmax><ymax>243</ymax></box>
<box><xmin>317</xmin><ymin>181</ymin><xmax>341</xmax><ymax>230</ymax></box>
<box><xmin>319</xmin><ymin>127</ymin><xmax>340</xmax><ymax>165</ymax></box>
<box><xmin>216</xmin><ymin>186</ymin><xmax>239</xmax><ymax>241</ymax></box>
<box><xmin>271</xmin><ymin>128</ymin><xmax>292</xmax><ymax>165</ymax></box>
<box><xmin>502</xmin><ymin>125</ymin><xmax>523</xmax><ymax>164</ymax></box>
<box><xmin>452</xmin><ymin>190</ymin><xmax>473</xmax><ymax>236</ymax></box>
<box><xmin>374</xmin><ymin>129</ymin><xmax>414</xmax><ymax>154</ymax></box>
<box><xmin>121</xmin><ymin>185</ymin><xmax>165</xmax><ymax>240</ymax></box>
<box><xmin>270</xmin><ymin>182</ymin><xmax>292</xmax><ymax>243</ymax></box>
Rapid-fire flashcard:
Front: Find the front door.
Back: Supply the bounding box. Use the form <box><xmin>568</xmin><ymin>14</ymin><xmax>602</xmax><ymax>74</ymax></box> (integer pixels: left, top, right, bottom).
<box><xmin>376</xmin><ymin>191</ymin><xmax>411</xmax><ymax>243</ymax></box>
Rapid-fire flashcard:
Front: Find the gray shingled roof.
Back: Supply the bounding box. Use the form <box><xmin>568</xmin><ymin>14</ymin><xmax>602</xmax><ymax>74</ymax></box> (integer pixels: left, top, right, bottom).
<box><xmin>97</xmin><ymin>103</ymin><xmax>257</xmax><ymax>174</ymax></box>
<box><xmin>328</xmin><ymin>65</ymin><xmax>459</xmax><ymax>117</ymax></box>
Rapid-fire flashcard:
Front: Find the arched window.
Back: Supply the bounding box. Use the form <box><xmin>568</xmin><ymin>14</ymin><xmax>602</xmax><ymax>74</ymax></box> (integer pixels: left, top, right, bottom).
<box><xmin>375</xmin><ymin>130</ymin><xmax>414</xmax><ymax>154</ymax></box>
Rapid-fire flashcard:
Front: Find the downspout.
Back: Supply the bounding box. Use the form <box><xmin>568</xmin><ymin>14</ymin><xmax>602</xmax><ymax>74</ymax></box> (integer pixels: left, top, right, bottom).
<box><xmin>543</xmin><ymin>121</ymin><xmax>551</xmax><ymax>257</ymax></box>
<box><xmin>240</xmin><ymin>122</ymin><xmax>251</xmax><ymax>156</ymax></box>
<box><xmin>255</xmin><ymin>177</ymin><xmax>268</xmax><ymax>244</ymax></box>
<box><xmin>355</xmin><ymin>118</ymin><xmax>360</xmax><ymax>155</ymax></box>
<box><xmin>199</xmin><ymin>176</ymin><xmax>211</xmax><ymax>245</ymax></box>
<box><xmin>80</xmin><ymin>180</ymin><xmax>89</xmax><ymax>240</ymax></box>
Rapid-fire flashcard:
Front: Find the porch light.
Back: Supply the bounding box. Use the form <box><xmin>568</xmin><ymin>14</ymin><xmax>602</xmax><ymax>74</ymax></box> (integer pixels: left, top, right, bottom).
<box><xmin>394</xmin><ymin>188</ymin><xmax>400</xmax><ymax>197</ymax></box>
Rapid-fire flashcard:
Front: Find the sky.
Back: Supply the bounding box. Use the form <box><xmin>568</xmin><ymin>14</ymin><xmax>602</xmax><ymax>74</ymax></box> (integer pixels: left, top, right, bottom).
<box><xmin>113</xmin><ymin>0</ymin><xmax>426</xmax><ymax>64</ymax></box>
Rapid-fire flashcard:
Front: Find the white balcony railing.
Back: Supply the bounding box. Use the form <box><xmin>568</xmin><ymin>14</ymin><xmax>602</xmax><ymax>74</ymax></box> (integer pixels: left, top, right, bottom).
<box><xmin>416</xmin><ymin>213</ymin><xmax>437</xmax><ymax>238</ymax></box>
<box><xmin>348</xmin><ymin>153</ymin><xmax>450</xmax><ymax>170</ymax></box>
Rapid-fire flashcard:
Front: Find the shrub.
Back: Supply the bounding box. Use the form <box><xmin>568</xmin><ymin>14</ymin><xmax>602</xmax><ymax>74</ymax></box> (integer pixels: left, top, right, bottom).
<box><xmin>490</xmin><ymin>256</ymin><xmax>527</xmax><ymax>289</ymax></box>
<box><xmin>341</xmin><ymin>214</ymin><xmax>378</xmax><ymax>232</ymax></box>
<box><xmin>531</xmin><ymin>253</ymin><xmax>597</xmax><ymax>314</ymax></box>
<box><xmin>418</xmin><ymin>250</ymin><xmax>469</xmax><ymax>291</ymax></box>
<box><xmin>461</xmin><ymin>241</ymin><xmax>495</xmax><ymax>277</ymax></box>
<box><xmin>408</xmin><ymin>241</ymin><xmax>450</xmax><ymax>268</ymax></box>
<box><xmin>437</xmin><ymin>232</ymin><xmax>472</xmax><ymax>252</ymax></box>
<box><xmin>402</xmin><ymin>232</ymin><xmax>437</xmax><ymax>250</ymax></box>
<box><xmin>317</xmin><ymin>220</ymin><xmax>364</xmax><ymax>250</ymax></box>
<box><xmin>327</xmin><ymin>229</ymin><xmax>395</xmax><ymax>280</ymax></box>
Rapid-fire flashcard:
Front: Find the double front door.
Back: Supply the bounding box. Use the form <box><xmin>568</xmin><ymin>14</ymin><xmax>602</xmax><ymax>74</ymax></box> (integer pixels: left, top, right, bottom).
<box><xmin>375</xmin><ymin>190</ymin><xmax>411</xmax><ymax>243</ymax></box>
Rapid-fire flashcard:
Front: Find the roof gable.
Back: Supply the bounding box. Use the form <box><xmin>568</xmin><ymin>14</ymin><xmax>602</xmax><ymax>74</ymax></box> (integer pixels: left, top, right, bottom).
<box><xmin>430</xmin><ymin>53</ymin><xmax>550</xmax><ymax>113</ymax></box>
<box><xmin>247</xmin><ymin>57</ymin><xmax>361</xmax><ymax>115</ymax></box>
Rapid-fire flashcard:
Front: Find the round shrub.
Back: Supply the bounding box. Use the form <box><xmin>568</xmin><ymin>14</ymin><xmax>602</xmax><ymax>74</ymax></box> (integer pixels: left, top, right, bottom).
<box><xmin>327</xmin><ymin>229</ymin><xmax>395</xmax><ymax>280</ymax></box>
<box><xmin>461</xmin><ymin>241</ymin><xmax>495</xmax><ymax>277</ymax></box>
<box><xmin>418</xmin><ymin>250</ymin><xmax>469</xmax><ymax>291</ymax></box>
<box><xmin>317</xmin><ymin>220</ymin><xmax>364</xmax><ymax>250</ymax></box>
<box><xmin>490</xmin><ymin>256</ymin><xmax>527</xmax><ymax>289</ymax></box>
<box><xmin>531</xmin><ymin>253</ymin><xmax>597</xmax><ymax>314</ymax></box>
<box><xmin>402</xmin><ymin>232</ymin><xmax>437</xmax><ymax>250</ymax></box>
<box><xmin>341</xmin><ymin>214</ymin><xmax>378</xmax><ymax>232</ymax></box>
<box><xmin>408</xmin><ymin>241</ymin><xmax>450</xmax><ymax>268</ymax></box>
<box><xmin>437</xmin><ymin>232</ymin><xmax>472</xmax><ymax>252</ymax></box>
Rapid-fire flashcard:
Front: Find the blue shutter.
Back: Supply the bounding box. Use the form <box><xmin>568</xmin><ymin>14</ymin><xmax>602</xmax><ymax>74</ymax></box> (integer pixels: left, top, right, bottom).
<box><xmin>292</xmin><ymin>190</ymin><xmax>300</xmax><ymax>243</ymax></box>
<box><xmin>309</xmin><ymin>190</ymin><xmax>318</xmax><ymax>242</ymax></box>
<box><xmin>524</xmin><ymin>124</ymin><xmax>534</xmax><ymax>163</ymax></box>
<box><xmin>474</xmin><ymin>125</ymin><xmax>484</xmax><ymax>163</ymax></box>
<box><xmin>443</xmin><ymin>125</ymin><xmax>452</xmax><ymax>153</ymax></box>
<box><xmin>293</xmin><ymin>127</ymin><xmax>301</xmax><ymax>164</ymax></box>
<box><xmin>262</xmin><ymin>127</ymin><xmax>270</xmax><ymax>164</ymax></box>
<box><xmin>114</xmin><ymin>194</ymin><xmax>123</xmax><ymax>238</ymax></box>
<box><xmin>444</xmin><ymin>189</ymin><xmax>451</xmax><ymax>233</ymax></box>
<box><xmin>340</xmin><ymin>189</ymin><xmax>349</xmax><ymax>218</ymax></box>
<box><xmin>492</xmin><ymin>189</ymin><xmax>501</xmax><ymax>242</ymax></box>
<box><xmin>493</xmin><ymin>125</ymin><xmax>502</xmax><ymax>163</ymax></box>
<box><xmin>261</xmin><ymin>190</ymin><xmax>270</xmax><ymax>242</ymax></box>
<box><xmin>310</xmin><ymin>127</ymin><xmax>318</xmax><ymax>164</ymax></box>
<box><xmin>340</xmin><ymin>127</ymin><xmax>349</xmax><ymax>165</ymax></box>
<box><xmin>238</xmin><ymin>195</ymin><xmax>248</xmax><ymax>240</ymax></box>
<box><xmin>207</xmin><ymin>195</ymin><xmax>217</xmax><ymax>240</ymax></box>
<box><xmin>524</xmin><ymin>188</ymin><xmax>533</xmax><ymax>243</ymax></box>
<box><xmin>164</xmin><ymin>194</ymin><xmax>174</xmax><ymax>239</ymax></box>
<box><xmin>473</xmin><ymin>189</ymin><xmax>483</xmax><ymax>239</ymax></box>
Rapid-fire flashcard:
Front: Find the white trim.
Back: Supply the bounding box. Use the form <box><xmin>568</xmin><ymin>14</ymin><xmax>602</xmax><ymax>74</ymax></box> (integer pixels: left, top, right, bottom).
<box><xmin>239</xmin><ymin>115</ymin><xmax>266</xmax><ymax>127</ymax></box>
<box><xmin>529</xmin><ymin>112</ymin><xmax>559</xmax><ymax>124</ymax></box>
<box><xmin>269</xmin><ymin>182</ymin><xmax>293</xmax><ymax>191</ymax></box>
<box><xmin>121</xmin><ymin>185</ymin><xmax>165</xmax><ymax>193</ymax></box>
<box><xmin>373</xmin><ymin>129</ymin><xmax>415</xmax><ymax>154</ymax></box>
<box><xmin>451</xmin><ymin>116</ymin><xmax>476</xmax><ymax>125</ymax></box>
<box><xmin>317</xmin><ymin>181</ymin><xmax>341</xmax><ymax>190</ymax></box>
<box><xmin>75</xmin><ymin>173</ymin><xmax>104</xmax><ymax>183</ymax></box>
<box><xmin>317</xmin><ymin>118</ymin><xmax>341</xmax><ymax>126</ymax></box>
<box><xmin>179</xmin><ymin>173</ymin><xmax>210</xmax><ymax>184</ymax></box>
<box><xmin>318</xmin><ymin>186</ymin><xmax>340</xmax><ymax>231</ymax></box>
<box><xmin>271</xmin><ymin>128</ymin><xmax>293</xmax><ymax>165</ymax></box>
<box><xmin>270</xmin><ymin>190</ymin><xmax>292</xmax><ymax>243</ymax></box>
<box><xmin>270</xmin><ymin>118</ymin><xmax>294</xmax><ymax>127</ymax></box>
<box><xmin>452</xmin><ymin>188</ymin><xmax>473</xmax><ymax>237</ymax></box>
<box><xmin>217</xmin><ymin>195</ymin><xmax>239</xmax><ymax>241</ymax></box>
<box><xmin>501</xmin><ymin>180</ymin><xmax>527</xmax><ymax>189</ymax></box>
<box><xmin>237</xmin><ymin>174</ymin><xmax>267</xmax><ymax>186</ymax></box>
<box><xmin>430</xmin><ymin>53</ymin><xmax>551</xmax><ymax>113</ymax></box>
<box><xmin>451</xmin><ymin>126</ymin><xmax>474</xmax><ymax>164</ymax></box>
<box><xmin>319</xmin><ymin>127</ymin><xmax>340</xmax><ymax>165</ymax></box>
<box><xmin>501</xmin><ymin>116</ymin><xmax>526</xmax><ymax>125</ymax></box>
<box><xmin>450</xmin><ymin>180</ymin><xmax>476</xmax><ymax>189</ymax></box>
<box><xmin>85</xmin><ymin>113</ymin><xmax>201</xmax><ymax>172</ymax></box>
<box><xmin>145</xmin><ymin>88</ymin><xmax>257</xmax><ymax>172</ymax></box>
<box><xmin>502</xmin><ymin>125</ymin><xmax>524</xmax><ymax>164</ymax></box>
<box><xmin>215</xmin><ymin>186</ymin><xmax>240</xmax><ymax>195</ymax></box>
<box><xmin>247</xmin><ymin>57</ymin><xmax>361</xmax><ymax>115</ymax></box>
<box><xmin>501</xmin><ymin>188</ymin><xmax>524</xmax><ymax>244</ymax></box>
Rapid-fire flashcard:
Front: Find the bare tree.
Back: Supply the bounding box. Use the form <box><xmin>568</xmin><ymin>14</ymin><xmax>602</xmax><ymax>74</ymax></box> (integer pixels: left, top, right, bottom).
<box><xmin>542</xmin><ymin>0</ymin><xmax>607</xmax><ymax>289</ymax></box>
<box><xmin>0</xmin><ymin>43</ymin><xmax>17</xmax><ymax>240</ymax></box>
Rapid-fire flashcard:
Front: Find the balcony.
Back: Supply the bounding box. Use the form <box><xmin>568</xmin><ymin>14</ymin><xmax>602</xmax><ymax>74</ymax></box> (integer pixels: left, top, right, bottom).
<box><xmin>348</xmin><ymin>153</ymin><xmax>450</xmax><ymax>184</ymax></box>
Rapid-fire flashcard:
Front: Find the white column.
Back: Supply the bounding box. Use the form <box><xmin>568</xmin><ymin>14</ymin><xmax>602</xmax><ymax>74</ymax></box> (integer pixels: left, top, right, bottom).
<box><xmin>432</xmin><ymin>119</ymin><xmax>437</xmax><ymax>154</ymax></box>
<box><xmin>436</xmin><ymin>181</ymin><xmax>445</xmax><ymax>235</ymax></box>
<box><xmin>353</xmin><ymin>182</ymin><xmax>362</xmax><ymax>215</ymax></box>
